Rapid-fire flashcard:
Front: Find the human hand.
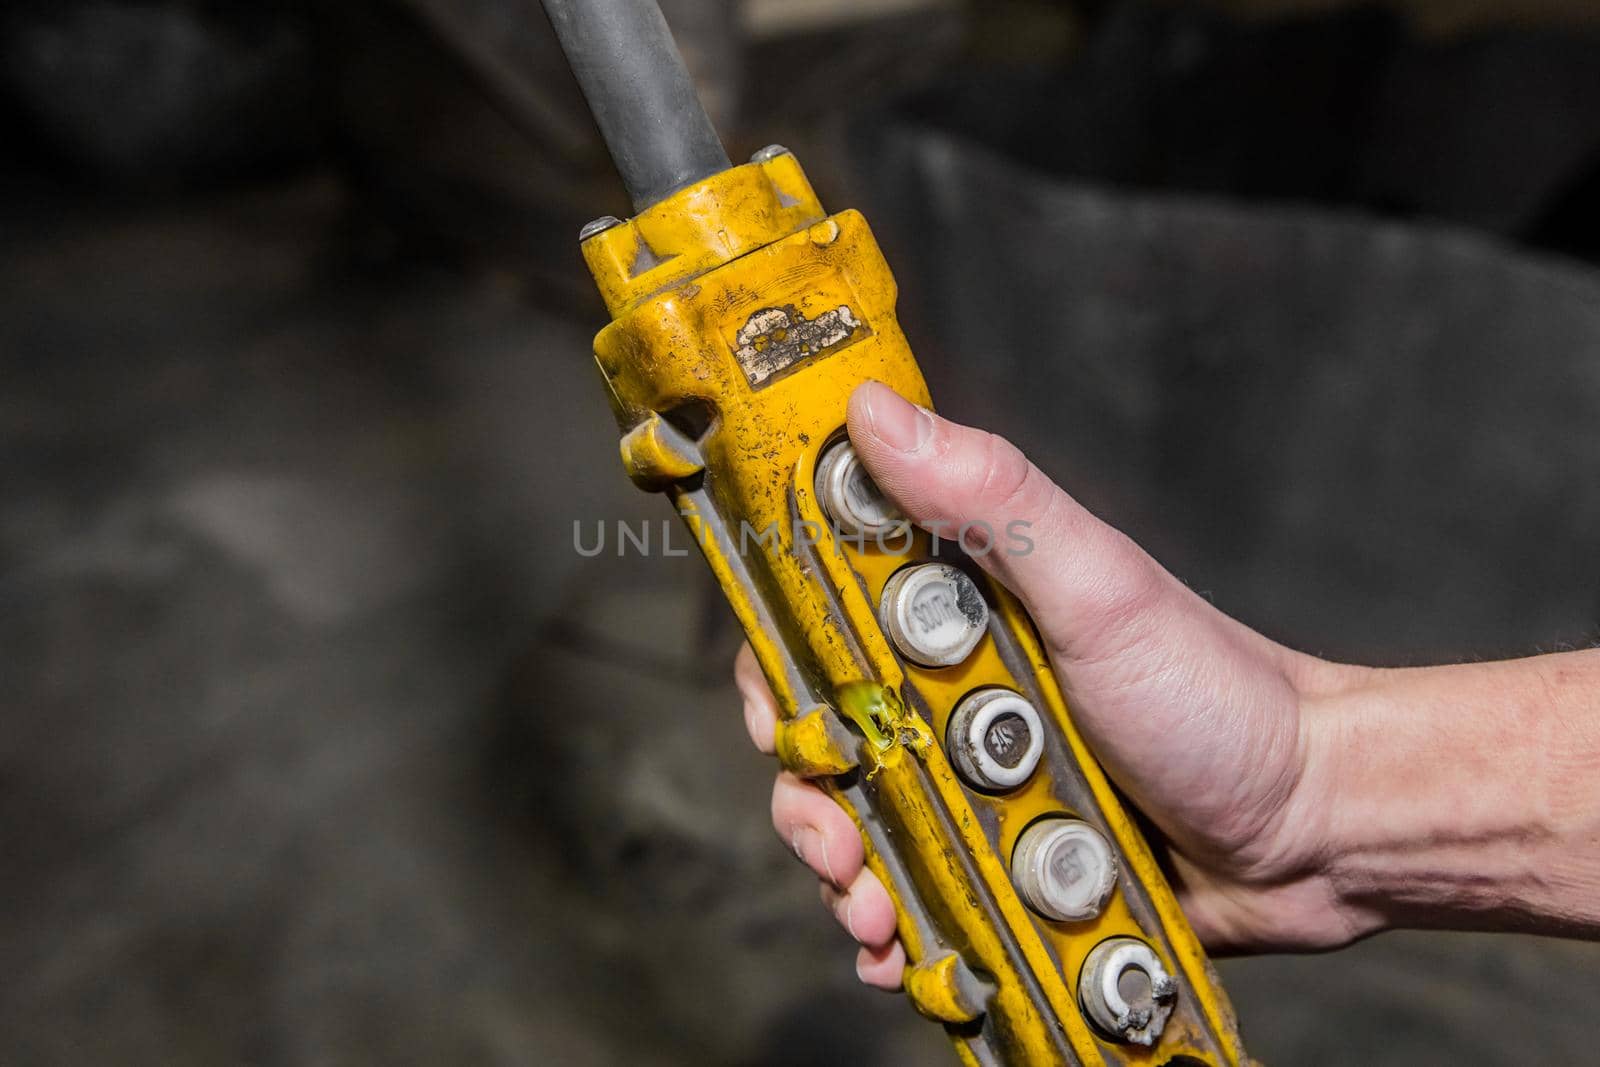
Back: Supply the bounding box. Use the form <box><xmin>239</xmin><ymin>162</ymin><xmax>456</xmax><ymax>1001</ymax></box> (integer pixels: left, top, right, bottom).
<box><xmin>735</xmin><ymin>380</ymin><xmax>1371</xmax><ymax>989</ymax></box>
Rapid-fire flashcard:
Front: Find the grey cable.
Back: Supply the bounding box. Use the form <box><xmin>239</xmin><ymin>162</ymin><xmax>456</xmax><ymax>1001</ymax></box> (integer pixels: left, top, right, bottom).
<box><xmin>538</xmin><ymin>0</ymin><xmax>731</xmax><ymax>212</ymax></box>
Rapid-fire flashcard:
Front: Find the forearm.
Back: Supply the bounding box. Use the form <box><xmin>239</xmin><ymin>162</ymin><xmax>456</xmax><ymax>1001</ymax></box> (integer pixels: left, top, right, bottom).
<box><xmin>1301</xmin><ymin>649</ymin><xmax>1600</xmax><ymax>940</ymax></box>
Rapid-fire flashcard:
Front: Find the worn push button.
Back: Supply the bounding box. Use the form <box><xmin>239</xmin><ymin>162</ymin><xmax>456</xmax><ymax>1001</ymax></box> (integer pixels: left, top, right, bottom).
<box><xmin>815</xmin><ymin>440</ymin><xmax>901</xmax><ymax>537</ymax></box>
<box><xmin>947</xmin><ymin>688</ymin><xmax>1045</xmax><ymax>792</ymax></box>
<box><xmin>1077</xmin><ymin>937</ymin><xmax>1178</xmax><ymax>1047</ymax></box>
<box><xmin>879</xmin><ymin>563</ymin><xmax>989</xmax><ymax>668</ymax></box>
<box><xmin>1011</xmin><ymin>817</ymin><xmax>1118</xmax><ymax>923</ymax></box>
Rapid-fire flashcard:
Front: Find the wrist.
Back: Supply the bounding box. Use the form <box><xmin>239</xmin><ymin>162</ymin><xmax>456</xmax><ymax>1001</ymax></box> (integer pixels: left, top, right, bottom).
<box><xmin>1287</xmin><ymin>651</ymin><xmax>1600</xmax><ymax>944</ymax></box>
<box><xmin>1258</xmin><ymin>659</ymin><xmax>1388</xmax><ymax>950</ymax></box>
<box><xmin>1277</xmin><ymin>667</ymin><xmax>1393</xmax><ymax>947</ymax></box>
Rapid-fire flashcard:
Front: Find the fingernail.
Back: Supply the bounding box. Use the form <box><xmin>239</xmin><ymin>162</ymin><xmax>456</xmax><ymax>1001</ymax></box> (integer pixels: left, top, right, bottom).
<box><xmin>862</xmin><ymin>381</ymin><xmax>932</xmax><ymax>454</ymax></box>
<box><xmin>855</xmin><ymin>954</ymin><xmax>868</xmax><ymax>984</ymax></box>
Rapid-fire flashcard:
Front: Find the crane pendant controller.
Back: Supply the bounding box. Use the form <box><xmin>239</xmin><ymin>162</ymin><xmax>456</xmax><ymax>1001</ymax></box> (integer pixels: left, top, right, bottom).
<box><xmin>541</xmin><ymin>1</ymin><xmax>1251</xmax><ymax>1062</ymax></box>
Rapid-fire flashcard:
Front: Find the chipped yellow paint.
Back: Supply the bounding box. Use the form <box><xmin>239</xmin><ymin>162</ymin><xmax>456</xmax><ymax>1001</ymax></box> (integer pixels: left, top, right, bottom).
<box><xmin>579</xmin><ymin>150</ymin><xmax>1249</xmax><ymax>1065</ymax></box>
<box><xmin>618</xmin><ymin>411</ymin><xmax>705</xmax><ymax>488</ymax></box>
<box><xmin>776</xmin><ymin>705</ymin><xmax>860</xmax><ymax>778</ymax></box>
<box><xmin>905</xmin><ymin>951</ymin><xmax>988</xmax><ymax>1024</ymax></box>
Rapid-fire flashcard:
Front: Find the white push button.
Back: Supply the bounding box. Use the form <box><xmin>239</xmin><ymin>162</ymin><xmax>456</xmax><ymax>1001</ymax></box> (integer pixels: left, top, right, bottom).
<box><xmin>1077</xmin><ymin>937</ymin><xmax>1177</xmax><ymax>1047</ymax></box>
<box><xmin>879</xmin><ymin>563</ymin><xmax>988</xmax><ymax>668</ymax></box>
<box><xmin>1011</xmin><ymin>818</ymin><xmax>1117</xmax><ymax>923</ymax></box>
<box><xmin>947</xmin><ymin>688</ymin><xmax>1045</xmax><ymax>791</ymax></box>
<box><xmin>815</xmin><ymin>440</ymin><xmax>901</xmax><ymax>536</ymax></box>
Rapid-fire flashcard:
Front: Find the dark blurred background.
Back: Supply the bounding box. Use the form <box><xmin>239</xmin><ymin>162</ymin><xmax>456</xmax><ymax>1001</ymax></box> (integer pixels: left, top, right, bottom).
<box><xmin>4</xmin><ymin>0</ymin><xmax>1600</xmax><ymax>1063</ymax></box>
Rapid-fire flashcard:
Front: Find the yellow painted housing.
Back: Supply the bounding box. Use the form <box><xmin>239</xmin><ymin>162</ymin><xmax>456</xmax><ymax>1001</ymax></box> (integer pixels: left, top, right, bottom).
<box><xmin>580</xmin><ymin>150</ymin><xmax>1250</xmax><ymax>1066</ymax></box>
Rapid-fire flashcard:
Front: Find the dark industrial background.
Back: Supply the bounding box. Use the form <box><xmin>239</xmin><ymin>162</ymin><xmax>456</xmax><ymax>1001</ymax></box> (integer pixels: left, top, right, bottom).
<box><xmin>5</xmin><ymin>0</ymin><xmax>1600</xmax><ymax>1063</ymax></box>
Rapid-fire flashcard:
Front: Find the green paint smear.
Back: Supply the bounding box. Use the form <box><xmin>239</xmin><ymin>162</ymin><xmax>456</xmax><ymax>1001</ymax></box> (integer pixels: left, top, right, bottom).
<box><xmin>836</xmin><ymin>681</ymin><xmax>904</xmax><ymax>751</ymax></box>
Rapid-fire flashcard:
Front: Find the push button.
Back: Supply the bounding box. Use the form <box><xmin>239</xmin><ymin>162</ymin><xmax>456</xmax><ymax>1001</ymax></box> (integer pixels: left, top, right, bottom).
<box><xmin>1011</xmin><ymin>817</ymin><xmax>1118</xmax><ymax>923</ymax></box>
<box><xmin>1077</xmin><ymin>937</ymin><xmax>1177</xmax><ymax>1047</ymax></box>
<box><xmin>947</xmin><ymin>688</ymin><xmax>1045</xmax><ymax>791</ymax></box>
<box><xmin>815</xmin><ymin>440</ymin><xmax>901</xmax><ymax>537</ymax></box>
<box><xmin>879</xmin><ymin>563</ymin><xmax>988</xmax><ymax>668</ymax></box>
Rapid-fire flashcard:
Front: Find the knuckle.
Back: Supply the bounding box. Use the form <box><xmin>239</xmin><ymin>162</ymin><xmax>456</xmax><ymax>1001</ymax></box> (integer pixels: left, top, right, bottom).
<box><xmin>971</xmin><ymin>432</ymin><xmax>1051</xmax><ymax>523</ymax></box>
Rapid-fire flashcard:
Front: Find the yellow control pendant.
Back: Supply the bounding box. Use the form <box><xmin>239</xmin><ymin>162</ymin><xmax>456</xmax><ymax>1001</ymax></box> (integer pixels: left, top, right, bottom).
<box><xmin>579</xmin><ymin>146</ymin><xmax>1250</xmax><ymax>1067</ymax></box>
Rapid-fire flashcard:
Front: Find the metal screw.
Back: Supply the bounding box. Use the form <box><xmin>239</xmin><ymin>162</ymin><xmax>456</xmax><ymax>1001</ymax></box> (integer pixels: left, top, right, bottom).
<box><xmin>579</xmin><ymin>215</ymin><xmax>623</xmax><ymax>242</ymax></box>
<box><xmin>750</xmin><ymin>144</ymin><xmax>791</xmax><ymax>163</ymax></box>
<box><xmin>1077</xmin><ymin>938</ymin><xmax>1178</xmax><ymax>1047</ymax></box>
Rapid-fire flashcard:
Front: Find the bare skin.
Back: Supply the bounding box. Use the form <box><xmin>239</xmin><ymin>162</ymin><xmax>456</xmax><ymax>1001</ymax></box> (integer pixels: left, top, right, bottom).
<box><xmin>733</xmin><ymin>381</ymin><xmax>1600</xmax><ymax>990</ymax></box>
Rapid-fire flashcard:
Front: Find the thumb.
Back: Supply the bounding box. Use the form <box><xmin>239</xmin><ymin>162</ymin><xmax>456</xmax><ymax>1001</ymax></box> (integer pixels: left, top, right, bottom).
<box><xmin>845</xmin><ymin>381</ymin><xmax>1312</xmax><ymax>871</ymax></box>
<box><xmin>845</xmin><ymin>380</ymin><xmax>1168</xmax><ymax>668</ymax></box>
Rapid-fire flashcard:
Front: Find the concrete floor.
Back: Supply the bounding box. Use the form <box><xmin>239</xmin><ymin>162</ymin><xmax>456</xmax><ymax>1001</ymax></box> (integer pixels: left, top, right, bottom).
<box><xmin>4</xmin><ymin>124</ymin><xmax>1599</xmax><ymax>1064</ymax></box>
